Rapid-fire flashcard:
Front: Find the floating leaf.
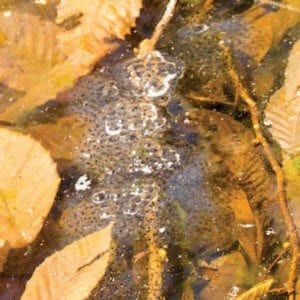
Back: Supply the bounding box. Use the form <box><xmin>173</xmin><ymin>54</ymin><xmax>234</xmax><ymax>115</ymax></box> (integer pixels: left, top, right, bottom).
<box><xmin>236</xmin><ymin>279</ymin><xmax>274</xmax><ymax>300</ymax></box>
<box><xmin>0</xmin><ymin>128</ymin><xmax>60</xmax><ymax>249</ymax></box>
<box><xmin>21</xmin><ymin>223</ymin><xmax>114</xmax><ymax>300</ymax></box>
<box><xmin>265</xmin><ymin>40</ymin><xmax>300</xmax><ymax>154</ymax></box>
<box><xmin>25</xmin><ymin>115</ymin><xmax>87</xmax><ymax>160</ymax></box>
<box><xmin>0</xmin><ymin>0</ymin><xmax>142</xmax><ymax>122</ymax></box>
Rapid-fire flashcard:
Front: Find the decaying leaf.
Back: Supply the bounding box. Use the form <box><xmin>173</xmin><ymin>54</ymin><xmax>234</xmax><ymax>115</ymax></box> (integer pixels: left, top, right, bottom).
<box><xmin>21</xmin><ymin>223</ymin><xmax>114</xmax><ymax>300</ymax></box>
<box><xmin>25</xmin><ymin>115</ymin><xmax>87</xmax><ymax>160</ymax></box>
<box><xmin>199</xmin><ymin>251</ymin><xmax>250</xmax><ymax>300</ymax></box>
<box><xmin>0</xmin><ymin>0</ymin><xmax>142</xmax><ymax>122</ymax></box>
<box><xmin>0</xmin><ymin>128</ymin><xmax>60</xmax><ymax>249</ymax></box>
<box><xmin>229</xmin><ymin>2</ymin><xmax>300</xmax><ymax>63</ymax></box>
<box><xmin>265</xmin><ymin>40</ymin><xmax>300</xmax><ymax>154</ymax></box>
<box><xmin>229</xmin><ymin>190</ymin><xmax>262</xmax><ymax>262</ymax></box>
<box><xmin>235</xmin><ymin>279</ymin><xmax>274</xmax><ymax>300</ymax></box>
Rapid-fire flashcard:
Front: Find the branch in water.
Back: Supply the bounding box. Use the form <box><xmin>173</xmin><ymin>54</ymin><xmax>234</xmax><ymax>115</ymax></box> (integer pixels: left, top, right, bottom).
<box><xmin>221</xmin><ymin>43</ymin><xmax>299</xmax><ymax>296</ymax></box>
<box><xmin>136</xmin><ymin>0</ymin><xmax>178</xmax><ymax>58</ymax></box>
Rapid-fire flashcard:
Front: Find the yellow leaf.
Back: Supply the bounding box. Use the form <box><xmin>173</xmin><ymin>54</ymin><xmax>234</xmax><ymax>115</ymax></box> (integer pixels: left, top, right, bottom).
<box><xmin>265</xmin><ymin>40</ymin><xmax>300</xmax><ymax>154</ymax></box>
<box><xmin>21</xmin><ymin>223</ymin><xmax>114</xmax><ymax>300</ymax></box>
<box><xmin>235</xmin><ymin>279</ymin><xmax>274</xmax><ymax>300</ymax></box>
<box><xmin>0</xmin><ymin>127</ymin><xmax>60</xmax><ymax>248</ymax></box>
<box><xmin>25</xmin><ymin>115</ymin><xmax>88</xmax><ymax>160</ymax></box>
<box><xmin>0</xmin><ymin>0</ymin><xmax>142</xmax><ymax>122</ymax></box>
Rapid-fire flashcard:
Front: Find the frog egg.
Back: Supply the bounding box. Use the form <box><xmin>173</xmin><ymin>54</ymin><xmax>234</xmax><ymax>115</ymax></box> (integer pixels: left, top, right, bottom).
<box><xmin>58</xmin><ymin>200</ymin><xmax>109</xmax><ymax>240</ymax></box>
<box><xmin>125</xmin><ymin>50</ymin><xmax>183</xmax><ymax>101</ymax></box>
<box><xmin>119</xmin><ymin>181</ymin><xmax>158</xmax><ymax>216</ymax></box>
<box><xmin>128</xmin><ymin>140</ymin><xmax>181</xmax><ymax>175</ymax></box>
<box><xmin>161</xmin><ymin>148</ymin><xmax>181</xmax><ymax>169</ymax></box>
<box><xmin>91</xmin><ymin>190</ymin><xmax>110</xmax><ymax>204</ymax></box>
<box><xmin>144</xmin><ymin>72</ymin><xmax>177</xmax><ymax>98</ymax></box>
<box><xmin>141</xmin><ymin>181</ymin><xmax>159</xmax><ymax>201</ymax></box>
<box><xmin>73</xmin><ymin>96</ymin><xmax>169</xmax><ymax>178</ymax></box>
<box><xmin>67</xmin><ymin>75</ymin><xmax>119</xmax><ymax>116</ymax></box>
<box><xmin>104</xmin><ymin>118</ymin><xmax>123</xmax><ymax>136</ymax></box>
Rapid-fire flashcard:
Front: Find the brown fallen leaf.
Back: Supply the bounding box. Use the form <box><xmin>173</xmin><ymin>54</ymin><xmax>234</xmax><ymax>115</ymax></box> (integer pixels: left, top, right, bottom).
<box><xmin>229</xmin><ymin>2</ymin><xmax>300</xmax><ymax>63</ymax></box>
<box><xmin>229</xmin><ymin>189</ymin><xmax>263</xmax><ymax>262</ymax></box>
<box><xmin>235</xmin><ymin>279</ymin><xmax>274</xmax><ymax>300</ymax></box>
<box><xmin>265</xmin><ymin>40</ymin><xmax>300</xmax><ymax>236</ymax></box>
<box><xmin>25</xmin><ymin>115</ymin><xmax>87</xmax><ymax>160</ymax></box>
<box><xmin>199</xmin><ymin>251</ymin><xmax>250</xmax><ymax>300</ymax></box>
<box><xmin>21</xmin><ymin>223</ymin><xmax>114</xmax><ymax>300</ymax></box>
<box><xmin>0</xmin><ymin>128</ymin><xmax>60</xmax><ymax>249</ymax></box>
<box><xmin>265</xmin><ymin>40</ymin><xmax>300</xmax><ymax>155</ymax></box>
<box><xmin>0</xmin><ymin>0</ymin><xmax>142</xmax><ymax>122</ymax></box>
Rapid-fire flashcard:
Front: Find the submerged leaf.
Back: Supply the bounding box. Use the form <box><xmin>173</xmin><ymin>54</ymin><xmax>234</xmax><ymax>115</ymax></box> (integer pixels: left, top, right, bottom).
<box><xmin>0</xmin><ymin>128</ymin><xmax>60</xmax><ymax>248</ymax></box>
<box><xmin>230</xmin><ymin>190</ymin><xmax>262</xmax><ymax>262</ymax></box>
<box><xmin>0</xmin><ymin>0</ymin><xmax>142</xmax><ymax>122</ymax></box>
<box><xmin>229</xmin><ymin>3</ymin><xmax>300</xmax><ymax>62</ymax></box>
<box><xmin>199</xmin><ymin>251</ymin><xmax>250</xmax><ymax>300</ymax></box>
<box><xmin>21</xmin><ymin>223</ymin><xmax>114</xmax><ymax>300</ymax></box>
<box><xmin>235</xmin><ymin>279</ymin><xmax>274</xmax><ymax>300</ymax></box>
<box><xmin>265</xmin><ymin>40</ymin><xmax>300</xmax><ymax>154</ymax></box>
<box><xmin>25</xmin><ymin>115</ymin><xmax>87</xmax><ymax>160</ymax></box>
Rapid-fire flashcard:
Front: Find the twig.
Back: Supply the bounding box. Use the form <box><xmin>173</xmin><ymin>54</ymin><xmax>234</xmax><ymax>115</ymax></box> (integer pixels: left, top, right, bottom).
<box><xmin>144</xmin><ymin>186</ymin><xmax>166</xmax><ymax>300</ymax></box>
<box><xmin>136</xmin><ymin>0</ymin><xmax>178</xmax><ymax>58</ymax></box>
<box><xmin>221</xmin><ymin>44</ymin><xmax>299</xmax><ymax>295</ymax></box>
<box><xmin>268</xmin><ymin>287</ymin><xmax>288</xmax><ymax>294</ymax></box>
<box><xmin>263</xmin><ymin>243</ymin><xmax>290</xmax><ymax>280</ymax></box>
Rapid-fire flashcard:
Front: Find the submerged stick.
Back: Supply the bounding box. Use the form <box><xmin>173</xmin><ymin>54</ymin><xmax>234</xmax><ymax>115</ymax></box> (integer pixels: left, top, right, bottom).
<box><xmin>136</xmin><ymin>0</ymin><xmax>178</xmax><ymax>58</ymax></box>
<box><xmin>221</xmin><ymin>44</ymin><xmax>298</xmax><ymax>295</ymax></box>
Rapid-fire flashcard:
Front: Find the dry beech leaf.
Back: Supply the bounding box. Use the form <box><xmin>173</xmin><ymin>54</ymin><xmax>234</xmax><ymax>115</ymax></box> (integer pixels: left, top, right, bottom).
<box><xmin>265</xmin><ymin>40</ymin><xmax>300</xmax><ymax>154</ymax></box>
<box><xmin>230</xmin><ymin>2</ymin><xmax>300</xmax><ymax>63</ymax></box>
<box><xmin>21</xmin><ymin>223</ymin><xmax>114</xmax><ymax>300</ymax></box>
<box><xmin>235</xmin><ymin>279</ymin><xmax>274</xmax><ymax>300</ymax></box>
<box><xmin>25</xmin><ymin>115</ymin><xmax>88</xmax><ymax>160</ymax></box>
<box><xmin>0</xmin><ymin>0</ymin><xmax>142</xmax><ymax>122</ymax></box>
<box><xmin>229</xmin><ymin>190</ymin><xmax>262</xmax><ymax>262</ymax></box>
<box><xmin>0</xmin><ymin>128</ymin><xmax>60</xmax><ymax>249</ymax></box>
